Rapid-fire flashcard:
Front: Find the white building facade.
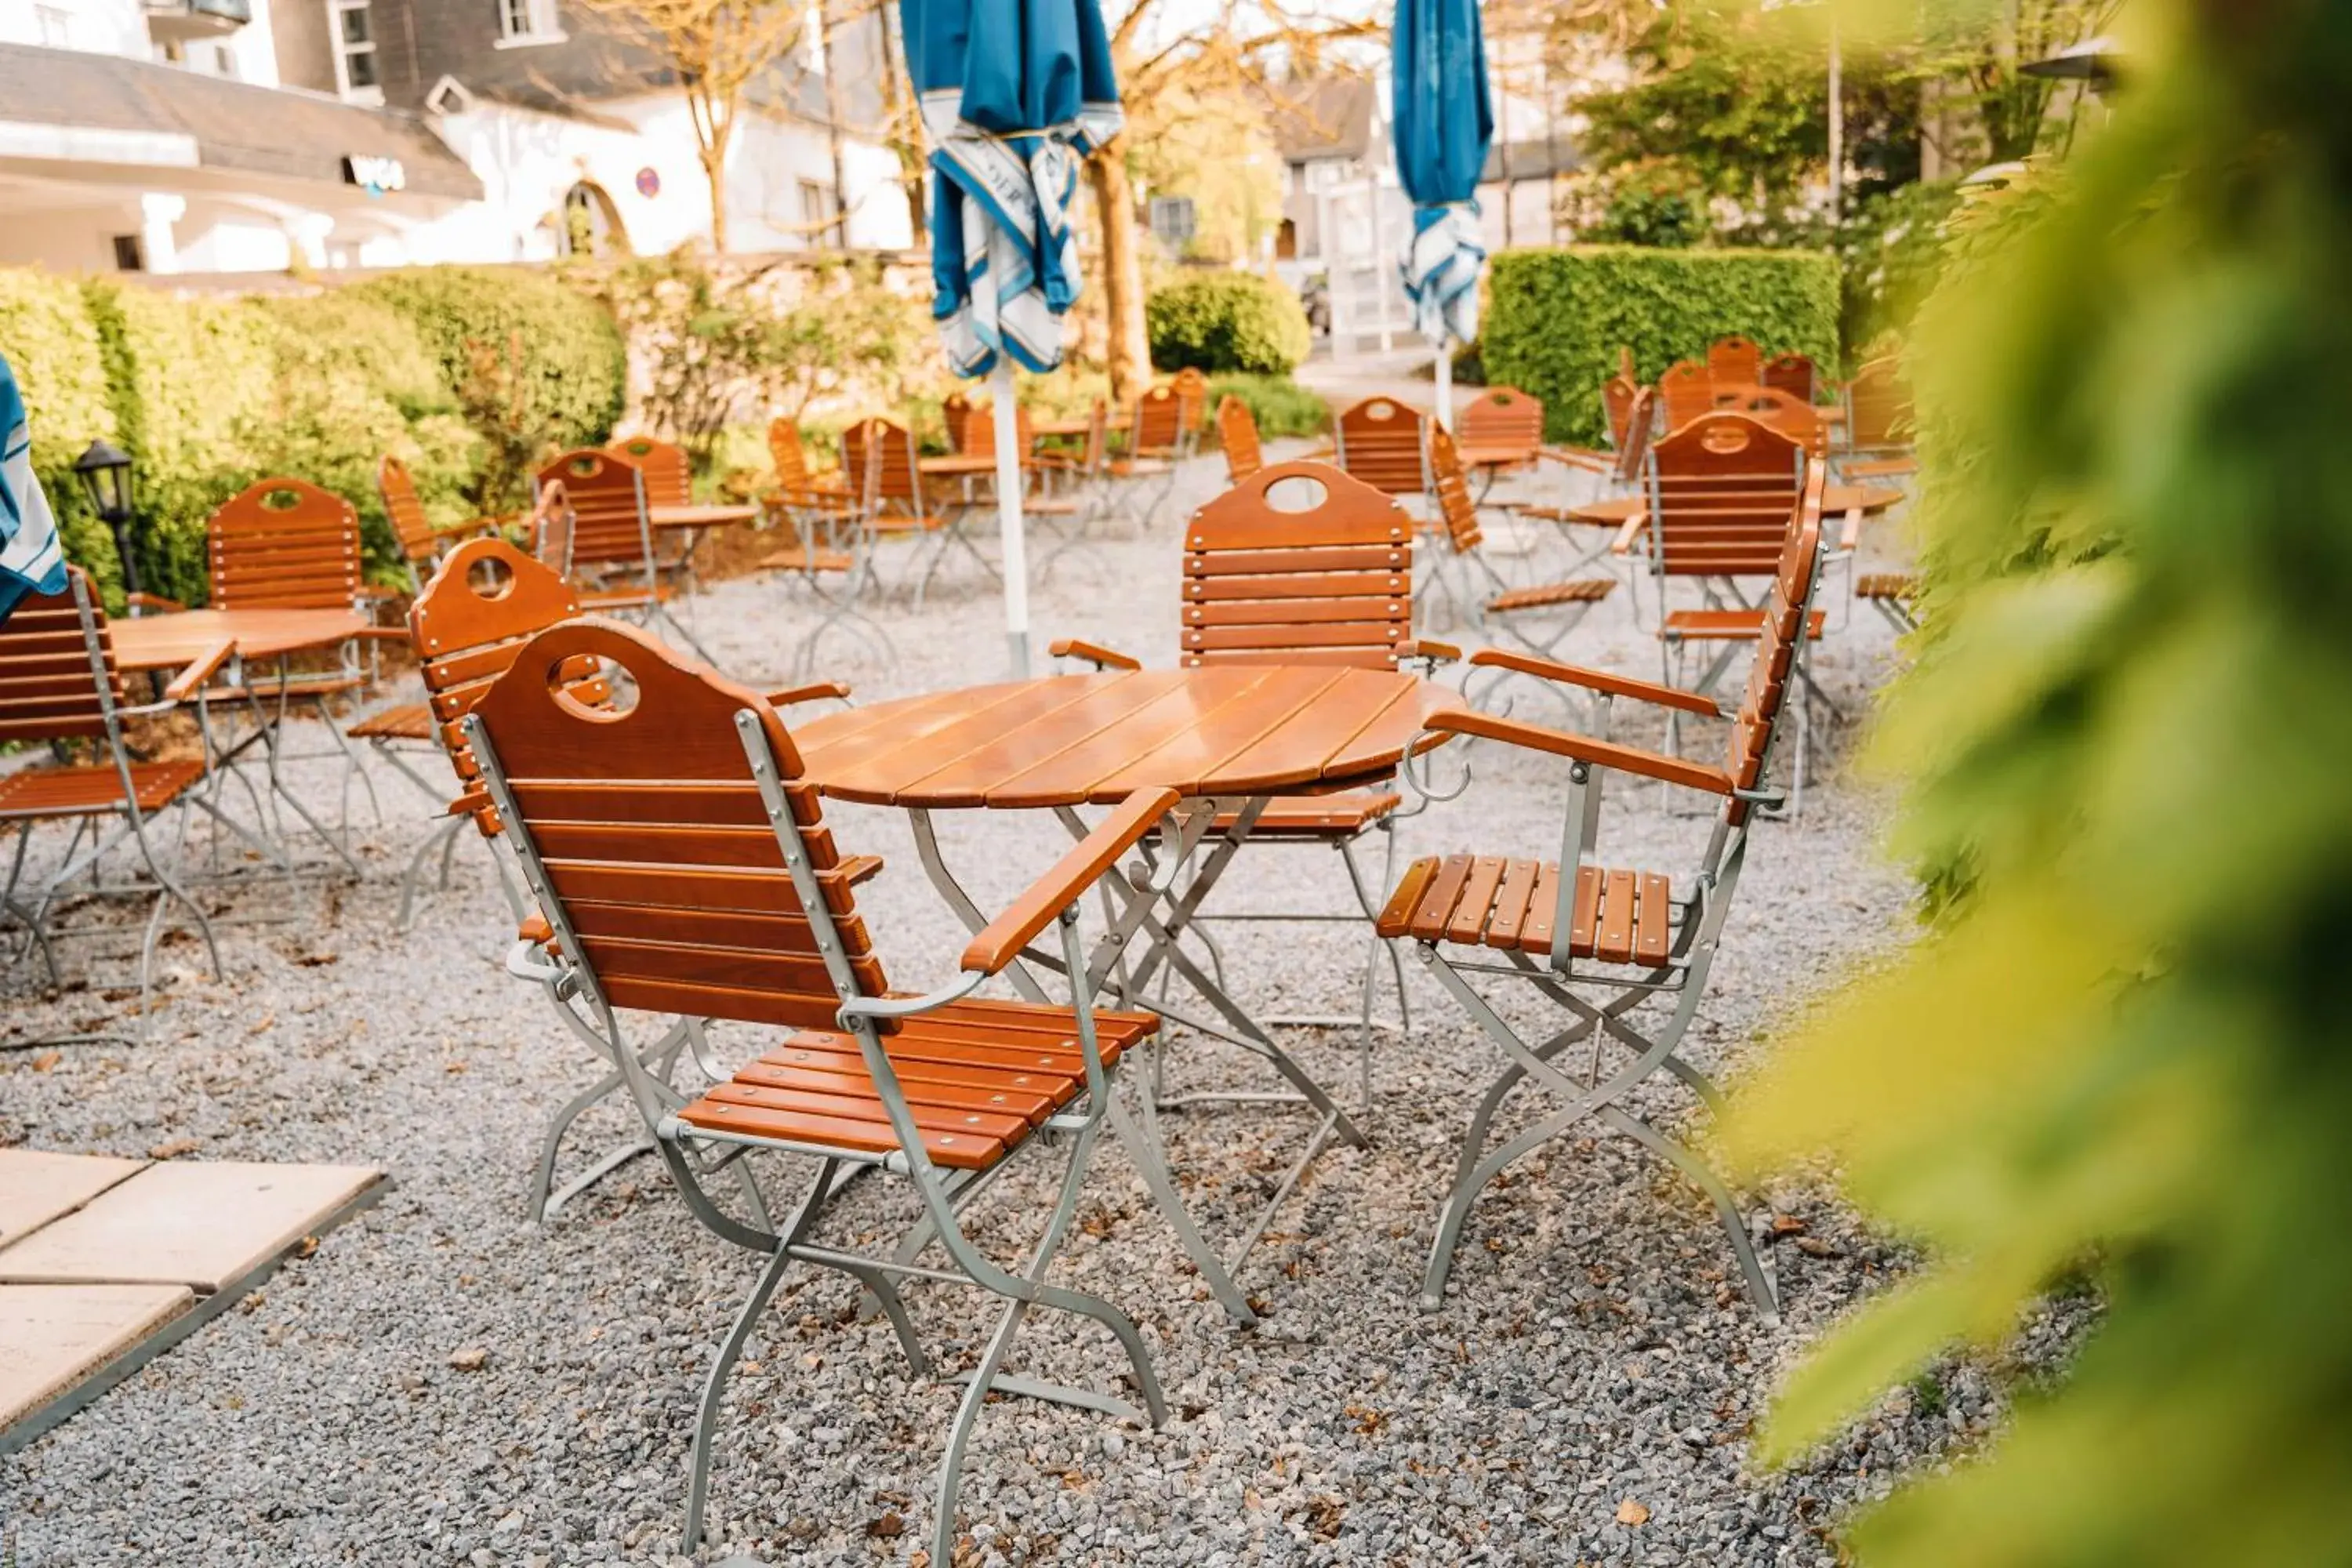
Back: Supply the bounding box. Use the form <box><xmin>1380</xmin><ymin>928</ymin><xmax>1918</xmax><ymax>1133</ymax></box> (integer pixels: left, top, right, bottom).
<box><xmin>0</xmin><ymin>0</ymin><xmax>911</xmax><ymax>276</ymax></box>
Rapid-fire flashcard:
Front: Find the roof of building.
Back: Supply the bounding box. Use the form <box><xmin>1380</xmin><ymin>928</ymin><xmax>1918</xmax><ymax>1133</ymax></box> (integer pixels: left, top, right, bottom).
<box><xmin>1260</xmin><ymin>77</ymin><xmax>1378</xmax><ymax>165</ymax></box>
<box><xmin>0</xmin><ymin>43</ymin><xmax>481</xmax><ymax>200</ymax></box>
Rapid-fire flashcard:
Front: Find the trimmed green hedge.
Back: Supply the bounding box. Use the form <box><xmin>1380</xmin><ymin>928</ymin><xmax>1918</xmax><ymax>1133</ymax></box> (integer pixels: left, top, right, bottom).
<box><xmin>351</xmin><ymin>266</ymin><xmax>626</xmax><ymax>453</ymax></box>
<box><xmin>1482</xmin><ymin>245</ymin><xmax>1841</xmax><ymax>446</ymax></box>
<box><xmin>1206</xmin><ymin>372</ymin><xmax>1327</xmax><ymax>439</ymax></box>
<box><xmin>1</xmin><ymin>265</ymin><xmax>621</xmax><ymax>608</ymax></box>
<box><xmin>1146</xmin><ymin>271</ymin><xmax>1311</xmax><ymax>376</ymax></box>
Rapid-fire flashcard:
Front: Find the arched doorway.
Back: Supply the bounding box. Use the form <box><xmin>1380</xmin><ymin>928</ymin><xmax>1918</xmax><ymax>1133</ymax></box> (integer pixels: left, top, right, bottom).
<box><xmin>555</xmin><ymin>180</ymin><xmax>630</xmax><ymax>257</ymax></box>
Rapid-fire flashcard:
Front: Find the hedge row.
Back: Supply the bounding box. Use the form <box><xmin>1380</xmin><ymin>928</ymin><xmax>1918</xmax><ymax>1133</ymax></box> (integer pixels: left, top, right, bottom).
<box><xmin>0</xmin><ymin>265</ymin><xmax>626</xmax><ymax>608</ymax></box>
<box><xmin>1146</xmin><ymin>272</ymin><xmax>1312</xmax><ymax>376</ymax></box>
<box><xmin>1481</xmin><ymin>245</ymin><xmax>1842</xmax><ymax>447</ymax></box>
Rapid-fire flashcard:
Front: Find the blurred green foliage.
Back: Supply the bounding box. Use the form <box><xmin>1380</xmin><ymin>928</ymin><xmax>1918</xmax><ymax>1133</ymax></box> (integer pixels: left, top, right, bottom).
<box><xmin>1728</xmin><ymin>3</ymin><xmax>2352</xmax><ymax>1563</ymax></box>
<box><xmin>0</xmin><ymin>270</ymin><xmax>121</xmax><ymax>606</ymax></box>
<box><xmin>1203</xmin><ymin>372</ymin><xmax>1327</xmax><ymax>440</ymax></box>
<box><xmin>1145</xmin><ymin>271</ymin><xmax>1312</xmax><ymax>376</ymax></box>
<box><xmin>1482</xmin><ymin>246</ymin><xmax>1839</xmax><ymax>445</ymax></box>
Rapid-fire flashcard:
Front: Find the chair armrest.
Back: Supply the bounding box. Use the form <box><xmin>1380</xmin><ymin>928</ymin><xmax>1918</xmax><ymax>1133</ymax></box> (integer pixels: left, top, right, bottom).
<box><xmin>1610</xmin><ymin>514</ymin><xmax>1646</xmax><ymax>555</ymax></box>
<box><xmin>959</xmin><ymin>786</ymin><xmax>1180</xmax><ymax>975</ymax></box>
<box><xmin>1839</xmin><ymin>506</ymin><xmax>1866</xmax><ymax>553</ymax></box>
<box><xmin>1048</xmin><ymin>637</ymin><xmax>1142</xmax><ymax>671</ymax></box>
<box><xmin>1407</xmin><ymin>638</ymin><xmax>1461</xmax><ymax>667</ymax></box>
<box><xmin>1425</xmin><ymin>706</ymin><xmax>1734</xmax><ymax>797</ymax></box>
<box><xmin>1466</xmin><ymin>649</ymin><xmax>1721</xmax><ymax>717</ymax></box>
<box><xmin>126</xmin><ymin>592</ymin><xmax>186</xmax><ymax>614</ymax></box>
<box><xmin>348</xmin><ymin>626</ymin><xmax>412</xmax><ymax>642</ymax></box>
<box><xmin>356</xmin><ymin>583</ymin><xmax>405</xmax><ymax>603</ymax></box>
<box><xmin>446</xmin><ymin>514</ymin><xmax>509</xmax><ymax>540</ymax></box>
<box><xmin>768</xmin><ymin>681</ymin><xmax>852</xmax><ymax>707</ymax></box>
<box><xmin>159</xmin><ymin>639</ymin><xmax>238</xmax><ymax>704</ymax></box>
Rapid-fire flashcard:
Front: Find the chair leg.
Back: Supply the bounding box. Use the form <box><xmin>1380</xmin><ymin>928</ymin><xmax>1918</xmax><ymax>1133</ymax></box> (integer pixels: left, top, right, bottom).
<box><xmin>395</xmin><ymin>814</ymin><xmax>470</xmax><ymax>934</ymax></box>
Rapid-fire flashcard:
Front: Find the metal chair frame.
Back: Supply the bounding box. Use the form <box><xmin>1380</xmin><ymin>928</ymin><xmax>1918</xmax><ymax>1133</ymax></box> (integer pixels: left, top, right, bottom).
<box><xmin>1390</xmin><ymin>467</ymin><xmax>1829</xmax><ymax>1323</ymax></box>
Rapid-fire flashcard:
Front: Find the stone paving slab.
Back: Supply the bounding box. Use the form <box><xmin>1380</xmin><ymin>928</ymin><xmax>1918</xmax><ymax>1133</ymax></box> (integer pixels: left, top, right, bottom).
<box><xmin>0</xmin><ymin>1283</ymin><xmax>193</xmax><ymax>1430</ymax></box>
<box><xmin>0</xmin><ymin>1150</ymin><xmax>148</xmax><ymax>1248</ymax></box>
<box><xmin>0</xmin><ymin>1160</ymin><xmax>383</xmax><ymax>1293</ymax></box>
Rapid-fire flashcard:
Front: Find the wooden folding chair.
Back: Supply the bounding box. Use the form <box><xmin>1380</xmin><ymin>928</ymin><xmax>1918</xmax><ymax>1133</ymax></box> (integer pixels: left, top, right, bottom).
<box><xmin>1171</xmin><ymin>366</ymin><xmax>1210</xmax><ymax>452</ymax></box>
<box><xmin>1518</xmin><ymin>387</ymin><xmax>1659</xmax><ymax>585</ymax></box>
<box><xmin>469</xmin><ymin>617</ymin><xmax>1243</xmax><ymax>1560</ymax></box>
<box><xmin>1855</xmin><ymin>572</ymin><xmax>1918</xmax><ymax>632</ymax></box>
<box><xmin>1216</xmin><ymin>393</ymin><xmax>1264</xmax><ymax>483</ymax></box>
<box><xmin>1716</xmin><ymin>385</ymin><xmax>1831</xmax><ymax>460</ymax></box>
<box><xmin>1707</xmin><ymin>334</ymin><xmax>1762</xmax><ymax>386</ymax></box>
<box><xmin>1334</xmin><ymin>394</ymin><xmax>1436</xmax><ymax>546</ymax></box>
<box><xmin>376</xmin><ymin>454</ymin><xmax>503</xmax><ymax>593</ymax></box>
<box><xmin>1459</xmin><ymin>386</ymin><xmax>1544</xmax><ymax>459</ymax></box>
<box><xmin>1760</xmin><ymin>351</ymin><xmax>1817</xmax><ymax>403</ymax></box>
<box><xmin>941</xmin><ymin>390</ymin><xmax>976</xmax><ymax>452</ymax></box>
<box><xmin>1</xmin><ymin>567</ymin><xmax>232</xmax><ymax>1014</ymax></box>
<box><xmin>533</xmin><ymin>448</ymin><xmax>715</xmax><ymax>662</ymax></box>
<box><xmin>1838</xmin><ymin>356</ymin><xmax>1918</xmax><ymax>481</ymax></box>
<box><xmin>1381</xmin><ymin>466</ymin><xmax>1830</xmax><ymax>1321</ymax></box>
<box><xmin>1434</xmin><ymin>426</ymin><xmax>1614</xmax><ymax>698</ymax></box>
<box><xmin>1601</xmin><ymin>372</ymin><xmax>1644</xmax><ymax>452</ymax></box>
<box><xmin>845</xmin><ymin>416</ymin><xmax>982</xmax><ymax>608</ymax></box>
<box><xmin>1108</xmin><ymin>384</ymin><xmax>1188</xmax><ymax>526</ymax></box>
<box><xmin>1053</xmin><ymin>460</ymin><xmax>1454</xmax><ymax>1105</ymax></box>
<box><xmin>608</xmin><ymin>434</ymin><xmax>691</xmax><ymax>507</ymax></box>
<box><xmin>159</xmin><ymin>476</ymin><xmax>387</xmax><ymax>868</ymax></box>
<box><xmin>757</xmin><ymin>419</ymin><xmax>861</xmax><ymax>596</ymax></box>
<box><xmin>1658</xmin><ymin>360</ymin><xmax>1715</xmax><ymax>430</ymax></box>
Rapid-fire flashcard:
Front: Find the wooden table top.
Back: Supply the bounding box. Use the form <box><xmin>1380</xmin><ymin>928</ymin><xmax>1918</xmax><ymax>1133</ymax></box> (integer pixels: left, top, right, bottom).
<box><xmin>1457</xmin><ymin>442</ymin><xmax>1539</xmax><ymax>469</ymax></box>
<box><xmin>795</xmin><ymin>666</ymin><xmax>1444</xmax><ymax>811</ymax></box>
<box><xmin>916</xmin><ymin>453</ymin><xmax>1004</xmax><ymax>478</ymax></box>
<box><xmin>111</xmin><ymin>608</ymin><xmax>376</xmax><ymax>673</ymax></box>
<box><xmin>648</xmin><ymin>503</ymin><xmax>760</xmax><ymax>530</ymax></box>
<box><xmin>1559</xmin><ymin>483</ymin><xmax>1905</xmax><ymax>528</ymax></box>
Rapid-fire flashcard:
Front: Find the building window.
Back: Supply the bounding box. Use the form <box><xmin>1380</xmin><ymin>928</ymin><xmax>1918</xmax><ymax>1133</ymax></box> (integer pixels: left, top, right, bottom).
<box><xmin>328</xmin><ymin>0</ymin><xmax>379</xmax><ymax>98</ymax></box>
<box><xmin>112</xmin><ymin>235</ymin><xmax>147</xmax><ymax>273</ymax></box>
<box><xmin>798</xmin><ymin>180</ymin><xmax>837</xmax><ymax>245</ymax></box>
<box><xmin>34</xmin><ymin>5</ymin><xmax>72</xmax><ymax>45</ymax></box>
<box><xmin>497</xmin><ymin>0</ymin><xmax>561</xmax><ymax>45</ymax></box>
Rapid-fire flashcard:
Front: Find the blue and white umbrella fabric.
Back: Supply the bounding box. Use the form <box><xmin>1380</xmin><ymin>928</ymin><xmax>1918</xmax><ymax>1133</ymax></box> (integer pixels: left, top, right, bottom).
<box><xmin>903</xmin><ymin>0</ymin><xmax>1123</xmax><ymax>377</ymax></box>
<box><xmin>1392</xmin><ymin>0</ymin><xmax>1494</xmax><ymax>425</ymax></box>
<box><xmin>0</xmin><ymin>351</ymin><xmax>69</xmax><ymax>624</ymax></box>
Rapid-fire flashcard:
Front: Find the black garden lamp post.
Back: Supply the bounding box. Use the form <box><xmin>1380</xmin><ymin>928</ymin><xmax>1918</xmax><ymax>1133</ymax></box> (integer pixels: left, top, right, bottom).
<box><xmin>72</xmin><ymin>438</ymin><xmax>140</xmax><ymax>602</ymax></box>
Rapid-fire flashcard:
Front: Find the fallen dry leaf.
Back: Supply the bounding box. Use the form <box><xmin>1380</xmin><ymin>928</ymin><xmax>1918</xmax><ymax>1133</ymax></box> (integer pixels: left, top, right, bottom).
<box><xmin>30</xmin><ymin>1050</ymin><xmax>61</xmax><ymax>1072</ymax></box>
<box><xmin>867</xmin><ymin>1512</ymin><xmax>905</xmax><ymax>1539</ymax></box>
<box><xmin>1771</xmin><ymin>1214</ymin><xmax>1808</xmax><ymax>1237</ymax></box>
<box><xmin>1616</xmin><ymin>1498</ymin><xmax>1651</xmax><ymax>1527</ymax></box>
<box><xmin>147</xmin><ymin>1137</ymin><xmax>201</xmax><ymax>1160</ymax></box>
<box><xmin>1795</xmin><ymin>1236</ymin><xmax>1844</xmax><ymax>1259</ymax></box>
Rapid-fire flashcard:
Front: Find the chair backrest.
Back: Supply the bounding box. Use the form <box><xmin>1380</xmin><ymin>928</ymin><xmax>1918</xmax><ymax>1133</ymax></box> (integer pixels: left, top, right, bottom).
<box><xmin>528</xmin><ymin>480</ymin><xmax>574</xmax><ymax>576</ymax></box>
<box><xmin>1846</xmin><ymin>357</ymin><xmax>1915</xmax><ymax>451</ymax></box>
<box><xmin>0</xmin><ymin>565</ymin><xmax>123</xmax><ymax>746</ymax></box>
<box><xmin>1130</xmin><ymin>385</ymin><xmax>1186</xmax><ymax>457</ymax></box>
<box><xmin>1425</xmin><ymin>426</ymin><xmax>1483</xmax><ymax>557</ymax></box>
<box><xmin>1643</xmin><ymin>412</ymin><xmax>1808</xmax><ymax>579</ymax></box>
<box><xmin>1334</xmin><ymin>396</ymin><xmax>1432</xmax><ymax>499</ymax></box>
<box><xmin>942</xmin><ymin>390</ymin><xmax>975</xmax><ymax>452</ymax></box>
<box><xmin>1601</xmin><ymin>374</ymin><xmax>1643</xmax><ymax>450</ymax></box>
<box><xmin>376</xmin><ymin>453</ymin><xmax>441</xmax><ymax>566</ymax></box>
<box><xmin>409</xmin><ymin>536</ymin><xmax>587</xmax><ymax>822</ymax></box>
<box><xmin>1719</xmin><ymin>464</ymin><xmax>1827</xmax><ymax>826</ymax></box>
<box><xmin>768</xmin><ymin>419</ymin><xmax>820</xmax><ymax>488</ymax></box>
<box><xmin>608</xmin><ymin>435</ymin><xmax>690</xmax><ymax>507</ymax></box>
<box><xmin>1216</xmin><ymin>394</ymin><xmax>1264</xmax><ymax>483</ymax></box>
<box><xmin>538</xmin><ymin>448</ymin><xmax>651</xmax><ymax>571</ymax></box>
<box><xmin>1760</xmin><ymin>352</ymin><xmax>1817</xmax><ymax>403</ymax></box>
<box><xmin>1171</xmin><ymin>368</ymin><xmax>1210</xmax><ymax>441</ymax></box>
<box><xmin>1458</xmin><ymin>387</ymin><xmax>1544</xmax><ymax>454</ymax></box>
<box><xmin>1611</xmin><ymin>388</ymin><xmax>1659</xmax><ymax>485</ymax></box>
<box><xmin>841</xmin><ymin>416</ymin><xmax>924</xmax><ymax>512</ymax></box>
<box><xmin>1708</xmin><ymin>335</ymin><xmax>1762</xmax><ymax>385</ymax></box>
<box><xmin>1716</xmin><ymin>385</ymin><xmax>1830</xmax><ymax>458</ymax></box>
<box><xmin>1180</xmin><ymin>461</ymin><xmax>1414</xmax><ymax>669</ymax></box>
<box><xmin>466</xmin><ymin>615</ymin><xmax>890</xmax><ymax>1029</ymax></box>
<box><xmin>207</xmin><ymin>477</ymin><xmax>361</xmax><ymax>611</ymax></box>
<box><xmin>1076</xmin><ymin>397</ymin><xmax>1111</xmax><ymax>474</ymax></box>
<box><xmin>960</xmin><ymin>401</ymin><xmax>1035</xmax><ymax>456</ymax></box>
<box><xmin>1658</xmin><ymin>361</ymin><xmax>1715</xmax><ymax>431</ymax></box>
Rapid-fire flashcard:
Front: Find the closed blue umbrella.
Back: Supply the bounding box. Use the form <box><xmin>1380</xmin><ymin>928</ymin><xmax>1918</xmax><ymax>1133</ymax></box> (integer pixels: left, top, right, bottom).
<box><xmin>0</xmin><ymin>352</ymin><xmax>69</xmax><ymax>624</ymax></box>
<box><xmin>1391</xmin><ymin>0</ymin><xmax>1494</xmax><ymax>430</ymax></box>
<box><xmin>902</xmin><ymin>0</ymin><xmax>1121</xmax><ymax>673</ymax></box>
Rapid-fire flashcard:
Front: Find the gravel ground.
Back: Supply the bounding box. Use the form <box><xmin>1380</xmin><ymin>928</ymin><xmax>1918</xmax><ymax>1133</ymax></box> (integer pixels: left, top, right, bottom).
<box><xmin>2</xmin><ymin>448</ymin><xmax>2023</xmax><ymax>1566</ymax></box>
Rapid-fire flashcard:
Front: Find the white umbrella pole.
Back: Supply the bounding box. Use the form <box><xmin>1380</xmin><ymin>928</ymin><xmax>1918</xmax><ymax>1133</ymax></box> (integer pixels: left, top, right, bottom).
<box><xmin>991</xmin><ymin>360</ymin><xmax>1031</xmax><ymax>677</ymax></box>
<box><xmin>1434</xmin><ymin>337</ymin><xmax>1454</xmax><ymax>432</ymax></box>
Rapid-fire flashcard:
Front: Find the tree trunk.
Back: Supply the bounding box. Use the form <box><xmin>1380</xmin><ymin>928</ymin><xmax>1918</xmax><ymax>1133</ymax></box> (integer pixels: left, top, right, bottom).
<box><xmin>699</xmin><ymin>103</ymin><xmax>733</xmax><ymax>252</ymax></box>
<box><xmin>878</xmin><ymin>4</ymin><xmax>928</xmax><ymax>246</ymax></box>
<box><xmin>1090</xmin><ymin>137</ymin><xmax>1149</xmax><ymax>407</ymax></box>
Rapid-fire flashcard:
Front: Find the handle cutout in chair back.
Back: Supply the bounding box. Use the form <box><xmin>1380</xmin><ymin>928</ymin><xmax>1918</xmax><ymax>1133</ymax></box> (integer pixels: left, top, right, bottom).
<box><xmin>1189</xmin><ymin>459</ymin><xmax>1403</xmax><ymax>550</ymax></box>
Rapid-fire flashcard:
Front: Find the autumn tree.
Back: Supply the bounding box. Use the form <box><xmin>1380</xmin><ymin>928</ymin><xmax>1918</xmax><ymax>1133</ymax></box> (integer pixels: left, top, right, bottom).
<box><xmin>577</xmin><ymin>0</ymin><xmax>808</xmax><ymax>251</ymax></box>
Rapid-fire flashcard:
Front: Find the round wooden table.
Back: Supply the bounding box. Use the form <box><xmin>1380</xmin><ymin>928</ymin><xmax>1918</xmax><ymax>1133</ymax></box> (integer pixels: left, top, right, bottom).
<box><xmin>110</xmin><ymin>608</ymin><xmax>376</xmax><ymax>673</ymax></box>
<box><xmin>648</xmin><ymin>503</ymin><xmax>760</xmax><ymax>532</ymax></box>
<box><xmin>1559</xmin><ymin>482</ymin><xmax>1905</xmax><ymax>529</ymax></box>
<box><xmin>794</xmin><ymin>665</ymin><xmax>1446</xmax><ymax>810</ymax></box>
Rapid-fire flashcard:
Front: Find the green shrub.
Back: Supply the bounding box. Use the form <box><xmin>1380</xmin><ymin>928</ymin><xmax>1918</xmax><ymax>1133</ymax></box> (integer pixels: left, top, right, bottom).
<box><xmin>1481</xmin><ymin>245</ymin><xmax>1841</xmax><ymax>446</ymax></box>
<box><xmin>351</xmin><ymin>265</ymin><xmax>626</xmax><ymax>456</ymax></box>
<box><xmin>0</xmin><ymin>271</ymin><xmax>121</xmax><ymax>604</ymax></box>
<box><xmin>1205</xmin><ymin>373</ymin><xmax>1327</xmax><ymax>439</ymax></box>
<box><xmin>1838</xmin><ymin>180</ymin><xmax>1962</xmax><ymax>368</ymax></box>
<box><xmin>1145</xmin><ymin>271</ymin><xmax>1311</xmax><ymax>376</ymax></box>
